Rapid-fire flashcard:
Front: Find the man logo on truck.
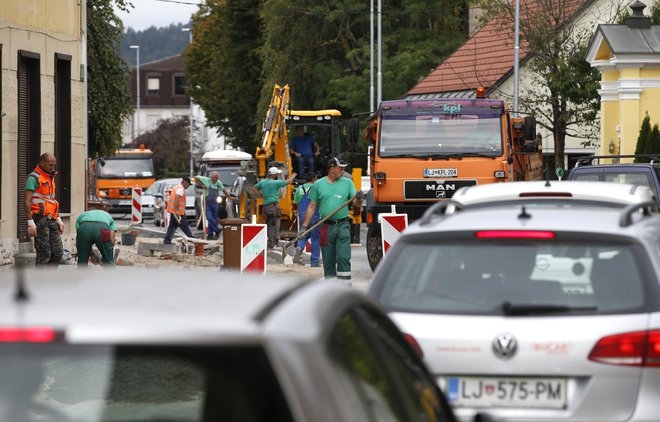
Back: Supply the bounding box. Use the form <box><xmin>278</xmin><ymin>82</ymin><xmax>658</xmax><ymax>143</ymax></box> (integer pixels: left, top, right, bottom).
<box><xmin>425</xmin><ymin>183</ymin><xmax>457</xmax><ymax>193</ymax></box>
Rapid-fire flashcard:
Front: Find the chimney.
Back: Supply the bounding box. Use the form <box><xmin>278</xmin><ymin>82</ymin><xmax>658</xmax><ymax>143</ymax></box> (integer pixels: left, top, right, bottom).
<box><xmin>624</xmin><ymin>1</ymin><xmax>652</xmax><ymax>29</ymax></box>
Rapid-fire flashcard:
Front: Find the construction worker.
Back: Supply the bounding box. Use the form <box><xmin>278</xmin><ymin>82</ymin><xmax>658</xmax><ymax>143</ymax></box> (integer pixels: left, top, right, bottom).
<box><xmin>24</xmin><ymin>152</ymin><xmax>64</xmax><ymax>265</ymax></box>
<box><xmin>163</xmin><ymin>176</ymin><xmax>195</xmax><ymax>244</ymax></box>
<box><xmin>192</xmin><ymin>171</ymin><xmax>235</xmax><ymax>240</ymax></box>
<box><xmin>75</xmin><ymin>209</ymin><xmax>117</xmax><ymax>267</ymax></box>
<box><xmin>252</xmin><ymin>167</ymin><xmax>297</xmax><ymax>251</ymax></box>
<box><xmin>290</xmin><ymin>126</ymin><xmax>320</xmax><ymax>175</ymax></box>
<box><xmin>301</xmin><ymin>157</ymin><xmax>363</xmax><ymax>281</ymax></box>
<box><xmin>293</xmin><ymin>172</ymin><xmax>320</xmax><ymax>267</ymax></box>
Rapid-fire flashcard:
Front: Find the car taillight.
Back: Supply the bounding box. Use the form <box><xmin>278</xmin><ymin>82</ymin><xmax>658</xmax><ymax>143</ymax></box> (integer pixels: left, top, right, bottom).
<box><xmin>588</xmin><ymin>329</ymin><xmax>660</xmax><ymax>367</ymax></box>
<box><xmin>403</xmin><ymin>333</ymin><xmax>424</xmax><ymax>359</ymax></box>
<box><xmin>475</xmin><ymin>230</ymin><xmax>555</xmax><ymax>239</ymax></box>
<box><xmin>0</xmin><ymin>327</ymin><xmax>57</xmax><ymax>343</ymax></box>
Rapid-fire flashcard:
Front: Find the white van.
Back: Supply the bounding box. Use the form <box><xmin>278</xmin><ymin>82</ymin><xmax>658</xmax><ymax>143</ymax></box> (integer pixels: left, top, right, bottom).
<box><xmin>196</xmin><ymin>150</ymin><xmax>252</xmax><ymax>220</ymax></box>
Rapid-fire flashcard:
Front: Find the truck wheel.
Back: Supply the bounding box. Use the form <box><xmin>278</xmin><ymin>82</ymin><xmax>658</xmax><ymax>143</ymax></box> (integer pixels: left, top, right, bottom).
<box><xmin>366</xmin><ymin>224</ymin><xmax>382</xmax><ymax>271</ymax></box>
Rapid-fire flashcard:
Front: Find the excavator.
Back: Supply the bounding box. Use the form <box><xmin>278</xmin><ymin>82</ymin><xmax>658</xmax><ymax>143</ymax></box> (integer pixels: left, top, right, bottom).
<box><xmin>237</xmin><ymin>84</ymin><xmax>363</xmax><ymax>240</ymax></box>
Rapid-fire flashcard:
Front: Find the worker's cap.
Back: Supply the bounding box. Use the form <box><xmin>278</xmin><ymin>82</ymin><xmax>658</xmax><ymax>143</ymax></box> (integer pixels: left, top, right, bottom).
<box><xmin>268</xmin><ymin>166</ymin><xmax>282</xmax><ymax>175</ymax></box>
<box><xmin>181</xmin><ymin>176</ymin><xmax>191</xmax><ymax>184</ymax></box>
<box><xmin>327</xmin><ymin>157</ymin><xmax>348</xmax><ymax>168</ymax></box>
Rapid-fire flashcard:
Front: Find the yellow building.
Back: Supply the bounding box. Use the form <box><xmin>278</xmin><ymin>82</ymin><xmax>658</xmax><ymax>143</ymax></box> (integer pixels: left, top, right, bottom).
<box><xmin>0</xmin><ymin>1</ymin><xmax>87</xmax><ymax>264</ymax></box>
<box><xmin>586</xmin><ymin>1</ymin><xmax>660</xmax><ymax>159</ymax></box>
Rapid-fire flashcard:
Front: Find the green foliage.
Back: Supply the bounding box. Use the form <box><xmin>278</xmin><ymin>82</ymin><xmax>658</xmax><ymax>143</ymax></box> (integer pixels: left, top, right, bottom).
<box><xmin>649</xmin><ymin>124</ymin><xmax>660</xmax><ymax>157</ymax></box>
<box><xmin>126</xmin><ymin>116</ymin><xmax>191</xmax><ymax>177</ymax></box>
<box><xmin>185</xmin><ymin>0</ymin><xmax>466</xmax><ymax>162</ymax></box>
<box><xmin>120</xmin><ymin>23</ymin><xmax>192</xmax><ymax>66</ymax></box>
<box><xmin>184</xmin><ymin>0</ymin><xmax>264</xmax><ymax>154</ymax></box>
<box><xmin>87</xmin><ymin>0</ymin><xmax>135</xmax><ymax>158</ymax></box>
<box><xmin>634</xmin><ymin>114</ymin><xmax>651</xmax><ymax>162</ymax></box>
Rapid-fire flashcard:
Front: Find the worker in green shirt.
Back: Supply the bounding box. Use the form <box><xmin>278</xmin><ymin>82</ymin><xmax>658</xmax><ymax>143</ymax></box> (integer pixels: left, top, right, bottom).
<box><xmin>252</xmin><ymin>166</ymin><xmax>297</xmax><ymax>250</ymax></box>
<box><xmin>192</xmin><ymin>171</ymin><xmax>235</xmax><ymax>240</ymax></box>
<box><xmin>301</xmin><ymin>157</ymin><xmax>362</xmax><ymax>281</ymax></box>
<box><xmin>75</xmin><ymin>209</ymin><xmax>117</xmax><ymax>267</ymax></box>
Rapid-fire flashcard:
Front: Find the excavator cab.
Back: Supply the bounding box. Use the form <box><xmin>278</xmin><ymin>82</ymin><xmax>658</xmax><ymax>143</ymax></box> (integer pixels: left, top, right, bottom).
<box><xmin>286</xmin><ymin>110</ymin><xmax>343</xmax><ymax>178</ymax></box>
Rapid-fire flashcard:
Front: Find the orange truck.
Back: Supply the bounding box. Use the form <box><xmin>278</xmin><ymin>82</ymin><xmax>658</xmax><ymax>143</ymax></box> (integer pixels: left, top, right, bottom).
<box><xmin>362</xmin><ymin>91</ymin><xmax>543</xmax><ymax>269</ymax></box>
<box><xmin>93</xmin><ymin>146</ymin><xmax>156</xmax><ymax>213</ymax></box>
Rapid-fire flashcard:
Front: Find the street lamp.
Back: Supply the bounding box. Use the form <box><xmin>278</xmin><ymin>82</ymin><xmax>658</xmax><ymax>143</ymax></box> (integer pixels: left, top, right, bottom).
<box><xmin>130</xmin><ymin>45</ymin><xmax>140</xmax><ymax>138</ymax></box>
<box><xmin>182</xmin><ymin>27</ymin><xmax>194</xmax><ymax>179</ymax></box>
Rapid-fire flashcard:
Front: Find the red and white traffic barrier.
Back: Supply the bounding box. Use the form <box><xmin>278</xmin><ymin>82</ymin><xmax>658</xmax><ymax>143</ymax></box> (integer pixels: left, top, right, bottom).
<box><xmin>241</xmin><ymin>219</ymin><xmax>267</xmax><ymax>273</ymax></box>
<box><xmin>378</xmin><ymin>205</ymin><xmax>408</xmax><ymax>256</ymax></box>
<box><xmin>131</xmin><ymin>188</ymin><xmax>142</xmax><ymax>224</ymax></box>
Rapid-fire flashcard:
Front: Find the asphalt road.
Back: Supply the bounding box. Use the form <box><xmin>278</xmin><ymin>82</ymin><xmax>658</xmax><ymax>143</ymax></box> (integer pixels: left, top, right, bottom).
<box><xmin>112</xmin><ymin>213</ymin><xmax>374</xmax><ymax>290</ymax></box>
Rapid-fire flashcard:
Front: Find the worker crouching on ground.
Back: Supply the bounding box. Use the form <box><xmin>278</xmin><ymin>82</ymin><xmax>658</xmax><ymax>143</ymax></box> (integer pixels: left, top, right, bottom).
<box><xmin>293</xmin><ymin>172</ymin><xmax>320</xmax><ymax>267</ymax></box>
<box><xmin>252</xmin><ymin>167</ymin><xmax>296</xmax><ymax>251</ymax></box>
<box><xmin>301</xmin><ymin>157</ymin><xmax>362</xmax><ymax>281</ymax></box>
<box><xmin>192</xmin><ymin>172</ymin><xmax>235</xmax><ymax>240</ymax></box>
<box><xmin>163</xmin><ymin>176</ymin><xmax>195</xmax><ymax>244</ymax></box>
<box><xmin>75</xmin><ymin>209</ymin><xmax>117</xmax><ymax>267</ymax></box>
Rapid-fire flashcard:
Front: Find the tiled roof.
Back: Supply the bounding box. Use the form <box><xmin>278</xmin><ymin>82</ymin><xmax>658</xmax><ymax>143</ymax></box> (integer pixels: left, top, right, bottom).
<box><xmin>408</xmin><ymin>0</ymin><xmax>591</xmax><ymax>96</ymax></box>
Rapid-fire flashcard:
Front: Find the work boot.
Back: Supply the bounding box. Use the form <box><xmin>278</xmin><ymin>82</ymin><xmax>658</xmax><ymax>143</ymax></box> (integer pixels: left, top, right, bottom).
<box><xmin>293</xmin><ymin>247</ymin><xmax>304</xmax><ymax>265</ymax></box>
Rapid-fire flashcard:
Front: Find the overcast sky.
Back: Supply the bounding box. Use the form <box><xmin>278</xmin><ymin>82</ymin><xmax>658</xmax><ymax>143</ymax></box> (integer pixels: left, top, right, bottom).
<box><xmin>115</xmin><ymin>0</ymin><xmax>202</xmax><ymax>31</ymax></box>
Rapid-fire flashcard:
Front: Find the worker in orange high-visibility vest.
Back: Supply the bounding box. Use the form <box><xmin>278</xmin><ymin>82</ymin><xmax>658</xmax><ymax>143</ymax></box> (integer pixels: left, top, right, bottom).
<box><xmin>163</xmin><ymin>176</ymin><xmax>195</xmax><ymax>244</ymax></box>
<box><xmin>24</xmin><ymin>152</ymin><xmax>64</xmax><ymax>265</ymax></box>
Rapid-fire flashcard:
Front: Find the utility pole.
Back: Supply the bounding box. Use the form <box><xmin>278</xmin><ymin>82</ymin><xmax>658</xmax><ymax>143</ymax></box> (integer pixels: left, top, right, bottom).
<box><xmin>182</xmin><ymin>28</ymin><xmax>194</xmax><ymax>179</ymax></box>
<box><xmin>129</xmin><ymin>45</ymin><xmax>140</xmax><ymax>138</ymax></box>
<box><xmin>513</xmin><ymin>0</ymin><xmax>520</xmax><ymax>115</ymax></box>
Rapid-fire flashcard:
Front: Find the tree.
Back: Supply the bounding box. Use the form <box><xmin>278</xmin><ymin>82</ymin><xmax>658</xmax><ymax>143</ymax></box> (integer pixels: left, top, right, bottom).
<box><xmin>184</xmin><ymin>0</ymin><xmax>264</xmax><ymax>153</ymax></box>
<box><xmin>475</xmin><ymin>0</ymin><xmax>629</xmax><ymax>169</ymax></box>
<box><xmin>185</xmin><ymin>0</ymin><xmax>466</xmax><ymax>158</ymax></box>
<box><xmin>87</xmin><ymin>0</ymin><xmax>134</xmax><ymax>158</ymax></box>
<box><xmin>127</xmin><ymin>117</ymin><xmax>193</xmax><ymax>177</ymax></box>
<box><xmin>647</xmin><ymin>123</ymin><xmax>660</xmax><ymax>157</ymax></box>
<box><xmin>634</xmin><ymin>114</ymin><xmax>651</xmax><ymax>162</ymax></box>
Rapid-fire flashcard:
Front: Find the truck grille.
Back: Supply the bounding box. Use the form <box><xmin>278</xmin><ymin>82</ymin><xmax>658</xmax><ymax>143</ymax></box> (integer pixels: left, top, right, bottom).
<box><xmin>404</xmin><ymin>179</ymin><xmax>477</xmax><ymax>200</ymax></box>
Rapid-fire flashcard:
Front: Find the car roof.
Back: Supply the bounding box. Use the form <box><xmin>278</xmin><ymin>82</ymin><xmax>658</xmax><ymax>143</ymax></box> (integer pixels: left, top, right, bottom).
<box><xmin>405</xmin><ymin>202</ymin><xmax>660</xmax><ymax>239</ymax></box>
<box><xmin>0</xmin><ymin>269</ymin><xmax>349</xmax><ymax>343</ymax></box>
<box><xmin>451</xmin><ymin>180</ymin><xmax>656</xmax><ymax>206</ymax></box>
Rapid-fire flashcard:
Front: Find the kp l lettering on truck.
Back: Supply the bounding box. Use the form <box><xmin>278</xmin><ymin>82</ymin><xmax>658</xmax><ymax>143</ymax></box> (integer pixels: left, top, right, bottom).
<box><xmin>360</xmin><ymin>90</ymin><xmax>543</xmax><ymax>270</ymax></box>
<box><xmin>92</xmin><ymin>146</ymin><xmax>155</xmax><ymax>213</ymax></box>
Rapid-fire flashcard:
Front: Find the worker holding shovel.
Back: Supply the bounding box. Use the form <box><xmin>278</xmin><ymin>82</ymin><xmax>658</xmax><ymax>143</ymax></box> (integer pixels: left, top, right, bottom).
<box><xmin>300</xmin><ymin>157</ymin><xmax>362</xmax><ymax>282</ymax></box>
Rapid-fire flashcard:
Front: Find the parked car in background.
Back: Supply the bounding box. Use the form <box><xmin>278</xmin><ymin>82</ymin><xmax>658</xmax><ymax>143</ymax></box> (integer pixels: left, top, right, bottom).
<box><xmin>152</xmin><ymin>178</ymin><xmax>196</xmax><ymax>227</ymax></box>
<box><xmin>567</xmin><ymin>154</ymin><xmax>660</xmax><ymax>197</ymax></box>
<box><xmin>0</xmin><ymin>268</ymin><xmax>464</xmax><ymax>422</ymax></box>
<box><xmin>140</xmin><ymin>179</ymin><xmax>164</xmax><ymax>219</ymax></box>
<box><xmin>369</xmin><ymin>201</ymin><xmax>660</xmax><ymax>421</ymax></box>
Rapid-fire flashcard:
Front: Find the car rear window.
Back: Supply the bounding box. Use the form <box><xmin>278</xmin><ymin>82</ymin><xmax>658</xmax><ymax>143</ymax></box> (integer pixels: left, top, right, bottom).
<box><xmin>0</xmin><ymin>344</ymin><xmax>294</xmax><ymax>422</ymax></box>
<box><xmin>374</xmin><ymin>240</ymin><xmax>651</xmax><ymax>316</ymax></box>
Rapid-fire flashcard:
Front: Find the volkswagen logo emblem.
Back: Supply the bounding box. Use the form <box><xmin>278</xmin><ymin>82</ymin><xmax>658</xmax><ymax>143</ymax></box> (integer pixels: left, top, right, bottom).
<box><xmin>492</xmin><ymin>332</ymin><xmax>517</xmax><ymax>360</ymax></box>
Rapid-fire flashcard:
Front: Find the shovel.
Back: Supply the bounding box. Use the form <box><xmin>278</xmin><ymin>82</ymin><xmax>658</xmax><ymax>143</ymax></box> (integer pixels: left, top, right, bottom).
<box><xmin>282</xmin><ymin>195</ymin><xmax>357</xmax><ymax>261</ymax></box>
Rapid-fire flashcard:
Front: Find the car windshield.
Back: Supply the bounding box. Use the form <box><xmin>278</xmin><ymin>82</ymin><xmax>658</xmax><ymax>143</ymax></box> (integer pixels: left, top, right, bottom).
<box><xmin>375</xmin><ymin>240</ymin><xmax>648</xmax><ymax>316</ymax></box>
<box><xmin>204</xmin><ymin>167</ymin><xmax>241</xmax><ymax>187</ymax></box>
<box><xmin>144</xmin><ymin>182</ymin><xmax>161</xmax><ymax>195</ymax></box>
<box><xmin>379</xmin><ymin>113</ymin><xmax>503</xmax><ymax>157</ymax></box>
<box><xmin>97</xmin><ymin>159</ymin><xmax>153</xmax><ymax>178</ymax></box>
<box><xmin>0</xmin><ymin>344</ymin><xmax>294</xmax><ymax>422</ymax></box>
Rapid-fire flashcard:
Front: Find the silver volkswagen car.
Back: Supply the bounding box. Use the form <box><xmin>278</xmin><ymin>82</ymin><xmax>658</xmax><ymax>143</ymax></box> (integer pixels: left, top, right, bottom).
<box><xmin>0</xmin><ymin>268</ymin><xmax>459</xmax><ymax>422</ymax></box>
<box><xmin>369</xmin><ymin>201</ymin><xmax>660</xmax><ymax>421</ymax></box>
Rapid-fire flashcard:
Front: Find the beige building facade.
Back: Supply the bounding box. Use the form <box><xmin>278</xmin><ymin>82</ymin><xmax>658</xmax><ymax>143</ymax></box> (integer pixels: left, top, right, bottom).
<box><xmin>587</xmin><ymin>1</ymin><xmax>660</xmax><ymax>159</ymax></box>
<box><xmin>0</xmin><ymin>1</ymin><xmax>87</xmax><ymax>265</ymax></box>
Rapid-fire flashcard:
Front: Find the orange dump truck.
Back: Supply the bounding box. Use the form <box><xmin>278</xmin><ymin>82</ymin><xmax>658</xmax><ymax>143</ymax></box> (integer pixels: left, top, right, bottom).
<box><xmin>363</xmin><ymin>93</ymin><xmax>543</xmax><ymax>269</ymax></box>
<box><xmin>93</xmin><ymin>146</ymin><xmax>156</xmax><ymax>213</ymax></box>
